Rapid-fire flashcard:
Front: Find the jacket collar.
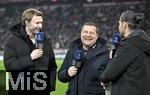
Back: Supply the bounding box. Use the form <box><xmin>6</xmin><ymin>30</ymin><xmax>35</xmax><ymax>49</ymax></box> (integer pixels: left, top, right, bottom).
<box><xmin>73</xmin><ymin>38</ymin><xmax>108</xmax><ymax>58</ymax></box>
<box><xmin>125</xmin><ymin>29</ymin><xmax>150</xmax><ymax>56</ymax></box>
<box><xmin>10</xmin><ymin>23</ymin><xmax>36</xmax><ymax>50</ymax></box>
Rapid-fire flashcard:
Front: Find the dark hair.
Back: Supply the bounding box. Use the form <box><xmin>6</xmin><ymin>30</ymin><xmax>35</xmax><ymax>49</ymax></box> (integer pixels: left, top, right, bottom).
<box><xmin>81</xmin><ymin>22</ymin><xmax>101</xmax><ymax>36</ymax></box>
<box><xmin>120</xmin><ymin>10</ymin><xmax>144</xmax><ymax>29</ymax></box>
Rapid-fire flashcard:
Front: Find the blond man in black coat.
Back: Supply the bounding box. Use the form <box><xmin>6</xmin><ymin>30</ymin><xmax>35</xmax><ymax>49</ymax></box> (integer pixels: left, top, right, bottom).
<box><xmin>4</xmin><ymin>8</ymin><xmax>57</xmax><ymax>95</ymax></box>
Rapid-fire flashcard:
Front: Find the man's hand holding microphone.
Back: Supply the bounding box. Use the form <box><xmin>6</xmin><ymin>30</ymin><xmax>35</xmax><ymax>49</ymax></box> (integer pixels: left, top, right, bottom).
<box><xmin>31</xmin><ymin>49</ymin><xmax>43</xmax><ymax>60</ymax></box>
<box><xmin>68</xmin><ymin>66</ymin><xmax>78</xmax><ymax>77</ymax></box>
<box><xmin>68</xmin><ymin>50</ymin><xmax>83</xmax><ymax>77</ymax></box>
<box><xmin>31</xmin><ymin>32</ymin><xmax>45</xmax><ymax>60</ymax></box>
<box><xmin>100</xmin><ymin>32</ymin><xmax>121</xmax><ymax>95</ymax></box>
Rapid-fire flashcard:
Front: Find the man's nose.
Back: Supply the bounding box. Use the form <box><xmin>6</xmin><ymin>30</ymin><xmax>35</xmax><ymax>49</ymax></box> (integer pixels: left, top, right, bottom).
<box><xmin>38</xmin><ymin>23</ymin><xmax>42</xmax><ymax>29</ymax></box>
<box><xmin>86</xmin><ymin>32</ymin><xmax>91</xmax><ymax>36</ymax></box>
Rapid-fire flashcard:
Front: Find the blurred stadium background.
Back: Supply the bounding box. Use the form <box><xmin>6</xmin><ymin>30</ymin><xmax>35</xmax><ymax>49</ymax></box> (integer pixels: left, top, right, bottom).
<box><xmin>0</xmin><ymin>0</ymin><xmax>150</xmax><ymax>95</ymax></box>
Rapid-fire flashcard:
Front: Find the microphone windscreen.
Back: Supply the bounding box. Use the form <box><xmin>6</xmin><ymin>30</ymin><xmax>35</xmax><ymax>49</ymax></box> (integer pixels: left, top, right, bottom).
<box><xmin>35</xmin><ymin>32</ymin><xmax>45</xmax><ymax>43</ymax></box>
<box><xmin>112</xmin><ymin>32</ymin><xmax>121</xmax><ymax>45</ymax></box>
<box><xmin>74</xmin><ymin>50</ymin><xmax>83</xmax><ymax>61</ymax></box>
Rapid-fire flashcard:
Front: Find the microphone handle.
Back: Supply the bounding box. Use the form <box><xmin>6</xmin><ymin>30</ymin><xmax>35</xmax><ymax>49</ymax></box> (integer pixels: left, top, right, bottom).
<box><xmin>110</xmin><ymin>45</ymin><xmax>116</xmax><ymax>59</ymax></box>
<box><xmin>36</xmin><ymin>43</ymin><xmax>43</xmax><ymax>49</ymax></box>
<box><xmin>72</xmin><ymin>60</ymin><xmax>81</xmax><ymax>68</ymax></box>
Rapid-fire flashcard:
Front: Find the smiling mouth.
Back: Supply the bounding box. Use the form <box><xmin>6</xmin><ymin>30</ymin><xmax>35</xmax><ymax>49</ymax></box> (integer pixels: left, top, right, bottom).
<box><xmin>84</xmin><ymin>38</ymin><xmax>92</xmax><ymax>41</ymax></box>
<box><xmin>35</xmin><ymin>28</ymin><xmax>40</xmax><ymax>32</ymax></box>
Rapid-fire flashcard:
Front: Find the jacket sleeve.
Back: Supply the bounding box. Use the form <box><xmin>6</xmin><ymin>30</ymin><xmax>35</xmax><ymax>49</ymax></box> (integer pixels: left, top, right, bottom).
<box><xmin>87</xmin><ymin>47</ymin><xmax>109</xmax><ymax>81</ymax></box>
<box><xmin>97</xmin><ymin>51</ymin><xmax>109</xmax><ymax>80</ymax></box>
<box><xmin>100</xmin><ymin>42</ymin><xmax>140</xmax><ymax>82</ymax></box>
<box><xmin>48</xmin><ymin>42</ymin><xmax>57</xmax><ymax>92</ymax></box>
<box><xmin>58</xmin><ymin>49</ymin><xmax>73</xmax><ymax>83</ymax></box>
<box><xmin>4</xmin><ymin>39</ymin><xmax>34</xmax><ymax>71</ymax></box>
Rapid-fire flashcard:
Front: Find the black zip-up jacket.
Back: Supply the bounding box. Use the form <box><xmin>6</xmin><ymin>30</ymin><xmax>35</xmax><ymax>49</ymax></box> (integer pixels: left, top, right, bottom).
<box><xmin>4</xmin><ymin>23</ymin><xmax>57</xmax><ymax>92</ymax></box>
<box><xmin>100</xmin><ymin>30</ymin><xmax>150</xmax><ymax>95</ymax></box>
<box><xmin>58</xmin><ymin>38</ymin><xmax>109</xmax><ymax>95</ymax></box>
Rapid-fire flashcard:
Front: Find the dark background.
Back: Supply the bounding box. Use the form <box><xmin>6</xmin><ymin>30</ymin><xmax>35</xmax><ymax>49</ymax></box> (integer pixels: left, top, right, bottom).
<box><xmin>0</xmin><ymin>0</ymin><xmax>149</xmax><ymax>50</ymax></box>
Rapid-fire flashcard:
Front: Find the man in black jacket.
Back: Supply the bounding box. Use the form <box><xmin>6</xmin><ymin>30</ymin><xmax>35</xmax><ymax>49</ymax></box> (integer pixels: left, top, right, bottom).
<box><xmin>100</xmin><ymin>10</ymin><xmax>150</xmax><ymax>95</ymax></box>
<box><xmin>58</xmin><ymin>22</ymin><xmax>109</xmax><ymax>95</ymax></box>
<box><xmin>4</xmin><ymin>8</ymin><xmax>57</xmax><ymax>95</ymax></box>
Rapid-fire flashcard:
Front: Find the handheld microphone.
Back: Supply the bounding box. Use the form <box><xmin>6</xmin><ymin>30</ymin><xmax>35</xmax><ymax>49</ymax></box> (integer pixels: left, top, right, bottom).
<box><xmin>72</xmin><ymin>50</ymin><xmax>83</xmax><ymax>68</ymax></box>
<box><xmin>110</xmin><ymin>32</ymin><xmax>121</xmax><ymax>58</ymax></box>
<box><xmin>35</xmin><ymin>32</ymin><xmax>45</xmax><ymax>49</ymax></box>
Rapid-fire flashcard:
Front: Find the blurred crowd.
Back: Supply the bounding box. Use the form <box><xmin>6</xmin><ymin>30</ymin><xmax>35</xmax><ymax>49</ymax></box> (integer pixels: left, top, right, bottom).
<box><xmin>0</xmin><ymin>1</ymin><xmax>148</xmax><ymax>50</ymax></box>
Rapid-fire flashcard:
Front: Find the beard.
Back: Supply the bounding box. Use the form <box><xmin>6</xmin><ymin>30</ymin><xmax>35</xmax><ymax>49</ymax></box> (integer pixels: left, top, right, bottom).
<box><xmin>32</xmin><ymin>27</ymin><xmax>41</xmax><ymax>34</ymax></box>
<box><xmin>119</xmin><ymin>28</ymin><xmax>125</xmax><ymax>38</ymax></box>
<box><xmin>120</xmin><ymin>32</ymin><xmax>124</xmax><ymax>38</ymax></box>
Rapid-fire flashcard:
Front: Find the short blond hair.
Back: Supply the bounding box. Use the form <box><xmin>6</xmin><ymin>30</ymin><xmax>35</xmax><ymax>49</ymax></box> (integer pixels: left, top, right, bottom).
<box><xmin>21</xmin><ymin>8</ymin><xmax>43</xmax><ymax>25</ymax></box>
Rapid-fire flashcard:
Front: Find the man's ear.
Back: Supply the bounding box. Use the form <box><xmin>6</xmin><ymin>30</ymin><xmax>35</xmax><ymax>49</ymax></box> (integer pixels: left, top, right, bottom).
<box><xmin>25</xmin><ymin>20</ymin><xmax>29</xmax><ymax>26</ymax></box>
<box><xmin>123</xmin><ymin>22</ymin><xmax>128</xmax><ymax>29</ymax></box>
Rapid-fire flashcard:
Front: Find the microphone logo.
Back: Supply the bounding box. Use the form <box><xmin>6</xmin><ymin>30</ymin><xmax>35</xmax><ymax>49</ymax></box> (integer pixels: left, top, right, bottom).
<box><xmin>73</xmin><ymin>50</ymin><xmax>83</xmax><ymax>68</ymax></box>
<box><xmin>35</xmin><ymin>32</ymin><xmax>45</xmax><ymax>49</ymax></box>
<box><xmin>110</xmin><ymin>32</ymin><xmax>121</xmax><ymax>58</ymax></box>
<box><xmin>74</xmin><ymin>50</ymin><xmax>82</xmax><ymax>61</ymax></box>
<box><xmin>112</xmin><ymin>32</ymin><xmax>121</xmax><ymax>46</ymax></box>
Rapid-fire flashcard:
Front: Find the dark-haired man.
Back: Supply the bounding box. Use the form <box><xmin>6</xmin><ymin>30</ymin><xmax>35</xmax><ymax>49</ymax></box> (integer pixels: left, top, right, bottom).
<box><xmin>100</xmin><ymin>10</ymin><xmax>150</xmax><ymax>95</ymax></box>
<box><xmin>58</xmin><ymin>22</ymin><xmax>109</xmax><ymax>95</ymax></box>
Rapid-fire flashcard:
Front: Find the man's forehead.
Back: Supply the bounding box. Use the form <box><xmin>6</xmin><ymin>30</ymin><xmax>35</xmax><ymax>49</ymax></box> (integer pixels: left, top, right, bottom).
<box><xmin>31</xmin><ymin>15</ymin><xmax>43</xmax><ymax>21</ymax></box>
